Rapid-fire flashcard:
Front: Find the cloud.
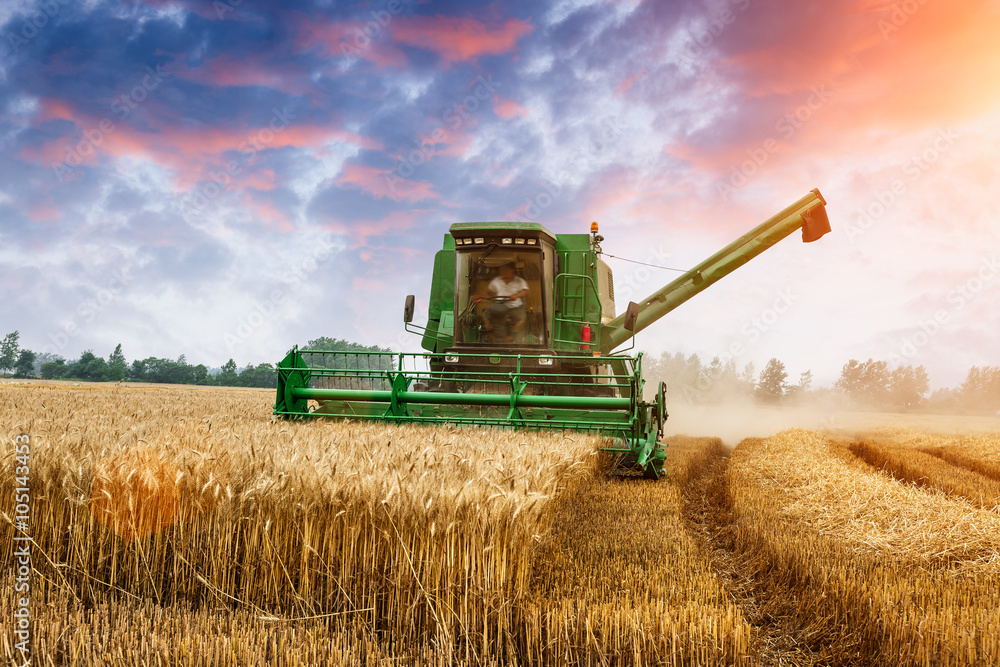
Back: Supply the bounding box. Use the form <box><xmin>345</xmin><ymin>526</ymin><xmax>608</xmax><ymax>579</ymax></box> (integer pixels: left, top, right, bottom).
<box><xmin>494</xmin><ymin>96</ymin><xmax>529</xmax><ymax>118</ymax></box>
<box><xmin>392</xmin><ymin>15</ymin><xmax>533</xmax><ymax>64</ymax></box>
<box><xmin>336</xmin><ymin>162</ymin><xmax>439</xmax><ymax>202</ymax></box>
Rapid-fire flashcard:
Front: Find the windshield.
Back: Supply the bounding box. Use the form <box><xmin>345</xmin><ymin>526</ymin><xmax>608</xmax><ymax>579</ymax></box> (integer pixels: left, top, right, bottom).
<box><xmin>455</xmin><ymin>249</ymin><xmax>545</xmax><ymax>346</ymax></box>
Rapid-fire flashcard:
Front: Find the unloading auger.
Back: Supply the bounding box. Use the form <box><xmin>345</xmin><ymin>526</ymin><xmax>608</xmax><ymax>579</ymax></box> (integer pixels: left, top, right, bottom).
<box><xmin>275</xmin><ymin>189</ymin><xmax>831</xmax><ymax>478</ymax></box>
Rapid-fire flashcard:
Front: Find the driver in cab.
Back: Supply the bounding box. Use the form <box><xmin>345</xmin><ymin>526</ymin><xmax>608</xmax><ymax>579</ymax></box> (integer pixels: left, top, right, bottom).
<box><xmin>476</xmin><ymin>261</ymin><xmax>528</xmax><ymax>342</ymax></box>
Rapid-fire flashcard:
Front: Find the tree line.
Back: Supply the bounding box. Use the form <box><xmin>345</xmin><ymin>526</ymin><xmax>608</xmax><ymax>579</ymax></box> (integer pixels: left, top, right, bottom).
<box><xmin>0</xmin><ymin>332</ymin><xmax>390</xmax><ymax>389</ymax></box>
<box><xmin>643</xmin><ymin>351</ymin><xmax>999</xmax><ymax>413</ymax></box>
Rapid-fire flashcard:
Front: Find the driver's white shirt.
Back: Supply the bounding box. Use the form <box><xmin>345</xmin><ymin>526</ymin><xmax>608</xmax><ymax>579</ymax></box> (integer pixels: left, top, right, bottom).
<box><xmin>488</xmin><ymin>275</ymin><xmax>528</xmax><ymax>308</ymax></box>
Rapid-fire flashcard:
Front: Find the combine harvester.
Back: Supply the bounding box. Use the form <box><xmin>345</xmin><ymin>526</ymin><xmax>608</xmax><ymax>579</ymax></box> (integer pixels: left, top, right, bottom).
<box><xmin>275</xmin><ymin>189</ymin><xmax>831</xmax><ymax>478</ymax></box>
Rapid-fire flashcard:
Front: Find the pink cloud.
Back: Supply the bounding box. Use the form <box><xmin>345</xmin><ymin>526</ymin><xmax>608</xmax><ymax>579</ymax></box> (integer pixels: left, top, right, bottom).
<box><xmin>391</xmin><ymin>15</ymin><xmax>532</xmax><ymax>63</ymax></box>
<box><xmin>242</xmin><ymin>169</ymin><xmax>277</xmax><ymax>191</ymax></box>
<box><xmin>27</xmin><ymin>203</ymin><xmax>60</xmax><ymax>222</ymax></box>
<box><xmin>494</xmin><ymin>97</ymin><xmax>529</xmax><ymax>119</ymax></box>
<box><xmin>173</xmin><ymin>54</ymin><xmax>309</xmax><ymax>95</ymax></box>
<box><xmin>337</xmin><ymin>163</ymin><xmax>439</xmax><ymax>202</ymax></box>
<box><xmin>615</xmin><ymin>66</ymin><xmax>649</xmax><ymax>97</ymax></box>
<box><xmin>20</xmin><ymin>98</ymin><xmax>383</xmax><ymax>208</ymax></box>
<box><xmin>19</xmin><ymin>134</ymin><xmax>84</xmax><ymax>166</ymax></box>
<box><xmin>41</xmin><ymin>98</ymin><xmax>76</xmax><ymax>122</ymax></box>
<box><xmin>414</xmin><ymin>124</ymin><xmax>477</xmax><ymax>159</ymax></box>
<box><xmin>325</xmin><ymin>210</ymin><xmax>424</xmax><ymax>248</ymax></box>
<box><xmin>244</xmin><ymin>194</ymin><xmax>294</xmax><ymax>233</ymax></box>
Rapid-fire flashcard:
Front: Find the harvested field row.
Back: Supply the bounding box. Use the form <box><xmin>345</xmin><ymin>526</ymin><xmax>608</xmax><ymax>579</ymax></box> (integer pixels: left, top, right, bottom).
<box><xmin>850</xmin><ymin>438</ymin><xmax>1000</xmax><ymax>509</ymax></box>
<box><xmin>923</xmin><ymin>444</ymin><xmax>1000</xmax><ymax>482</ymax></box>
<box><xmin>856</xmin><ymin>427</ymin><xmax>1000</xmax><ymax>479</ymax></box>
<box><xmin>520</xmin><ymin>436</ymin><xmax>756</xmax><ymax>665</ymax></box>
<box><xmin>728</xmin><ymin>429</ymin><xmax>1000</xmax><ymax>666</ymax></box>
<box><xmin>680</xmin><ymin>440</ymin><xmax>862</xmax><ymax>666</ymax></box>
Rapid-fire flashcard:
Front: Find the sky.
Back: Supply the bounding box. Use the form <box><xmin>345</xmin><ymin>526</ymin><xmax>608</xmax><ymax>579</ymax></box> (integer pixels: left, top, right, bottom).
<box><xmin>0</xmin><ymin>0</ymin><xmax>998</xmax><ymax>389</ymax></box>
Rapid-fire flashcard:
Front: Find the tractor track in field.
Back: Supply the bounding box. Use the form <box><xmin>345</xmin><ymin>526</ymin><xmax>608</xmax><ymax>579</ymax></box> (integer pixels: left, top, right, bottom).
<box><xmin>680</xmin><ymin>443</ymin><xmax>867</xmax><ymax>667</ymax></box>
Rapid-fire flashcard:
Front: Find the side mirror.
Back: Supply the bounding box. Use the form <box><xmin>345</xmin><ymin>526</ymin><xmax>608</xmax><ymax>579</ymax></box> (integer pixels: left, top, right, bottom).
<box><xmin>403</xmin><ymin>294</ymin><xmax>415</xmax><ymax>323</ymax></box>
<box><xmin>624</xmin><ymin>301</ymin><xmax>639</xmax><ymax>332</ymax></box>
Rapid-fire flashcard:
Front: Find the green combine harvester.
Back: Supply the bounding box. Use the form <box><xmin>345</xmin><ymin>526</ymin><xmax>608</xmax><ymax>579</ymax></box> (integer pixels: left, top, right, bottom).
<box><xmin>275</xmin><ymin>189</ymin><xmax>831</xmax><ymax>478</ymax></box>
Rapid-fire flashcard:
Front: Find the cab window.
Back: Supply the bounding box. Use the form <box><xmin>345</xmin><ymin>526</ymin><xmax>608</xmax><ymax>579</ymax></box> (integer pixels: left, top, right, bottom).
<box><xmin>455</xmin><ymin>250</ymin><xmax>545</xmax><ymax>345</ymax></box>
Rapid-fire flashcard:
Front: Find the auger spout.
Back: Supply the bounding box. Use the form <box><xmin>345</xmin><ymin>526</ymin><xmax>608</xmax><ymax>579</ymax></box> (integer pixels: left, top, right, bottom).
<box><xmin>600</xmin><ymin>188</ymin><xmax>830</xmax><ymax>354</ymax></box>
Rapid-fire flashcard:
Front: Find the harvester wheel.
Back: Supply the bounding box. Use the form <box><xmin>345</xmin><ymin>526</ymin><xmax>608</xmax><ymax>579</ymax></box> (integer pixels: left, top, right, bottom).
<box><xmin>654</xmin><ymin>381</ymin><xmax>667</xmax><ymax>437</ymax></box>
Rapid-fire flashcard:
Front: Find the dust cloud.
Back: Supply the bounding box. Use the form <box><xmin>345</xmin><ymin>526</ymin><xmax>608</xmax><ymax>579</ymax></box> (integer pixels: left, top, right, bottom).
<box><xmin>661</xmin><ymin>401</ymin><xmax>1000</xmax><ymax>448</ymax></box>
<box><xmin>662</xmin><ymin>401</ymin><xmax>830</xmax><ymax>448</ymax></box>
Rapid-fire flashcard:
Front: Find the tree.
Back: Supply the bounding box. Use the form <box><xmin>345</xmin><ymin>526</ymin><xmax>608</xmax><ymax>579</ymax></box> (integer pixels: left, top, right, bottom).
<box><xmin>217</xmin><ymin>359</ymin><xmax>239</xmax><ymax>386</ymax></box>
<box><xmin>859</xmin><ymin>360</ymin><xmax>890</xmax><ymax>405</ymax></box>
<box><xmin>960</xmin><ymin>365</ymin><xmax>1000</xmax><ymax>411</ymax></box>
<box><xmin>0</xmin><ymin>331</ymin><xmax>20</xmax><ymax>376</ymax></box>
<box><xmin>739</xmin><ymin>362</ymin><xmax>756</xmax><ymax>395</ymax></box>
<box><xmin>304</xmin><ymin>337</ymin><xmax>392</xmax><ymax>353</ymax></box>
<box><xmin>300</xmin><ymin>337</ymin><xmax>395</xmax><ymax>373</ymax></box>
<box><xmin>756</xmin><ymin>358</ymin><xmax>788</xmax><ymax>403</ymax></box>
<box><xmin>785</xmin><ymin>369</ymin><xmax>813</xmax><ymax>401</ymax></box>
<box><xmin>130</xmin><ymin>358</ymin><xmax>148</xmax><ymax>381</ymax></box>
<box><xmin>163</xmin><ymin>358</ymin><xmax>194</xmax><ymax>384</ymax></box>
<box><xmin>889</xmin><ymin>365</ymin><xmax>929</xmax><ymax>410</ymax></box>
<box><xmin>836</xmin><ymin>358</ymin><xmax>891</xmax><ymax>407</ymax></box>
<box><xmin>835</xmin><ymin>359</ymin><xmax>864</xmax><ymax>398</ymax></box>
<box><xmin>73</xmin><ymin>351</ymin><xmax>110</xmax><ymax>382</ymax></box>
<box><xmin>13</xmin><ymin>350</ymin><xmax>36</xmax><ymax>378</ymax></box>
<box><xmin>108</xmin><ymin>344</ymin><xmax>127</xmax><ymax>381</ymax></box>
<box><xmin>131</xmin><ymin>356</ymin><xmax>193</xmax><ymax>384</ymax></box>
<box><xmin>41</xmin><ymin>359</ymin><xmax>67</xmax><ymax>379</ymax></box>
<box><xmin>237</xmin><ymin>363</ymin><xmax>276</xmax><ymax>388</ymax></box>
<box><xmin>797</xmin><ymin>370</ymin><xmax>813</xmax><ymax>392</ymax></box>
<box><xmin>193</xmin><ymin>364</ymin><xmax>209</xmax><ymax>385</ymax></box>
<box><xmin>33</xmin><ymin>351</ymin><xmax>63</xmax><ymax>376</ymax></box>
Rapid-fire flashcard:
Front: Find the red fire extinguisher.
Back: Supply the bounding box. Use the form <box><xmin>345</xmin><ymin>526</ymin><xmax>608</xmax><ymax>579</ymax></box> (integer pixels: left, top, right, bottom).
<box><xmin>581</xmin><ymin>324</ymin><xmax>591</xmax><ymax>351</ymax></box>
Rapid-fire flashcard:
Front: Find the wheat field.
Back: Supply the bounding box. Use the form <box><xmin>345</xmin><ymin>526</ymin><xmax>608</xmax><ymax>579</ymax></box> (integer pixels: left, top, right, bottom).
<box><xmin>727</xmin><ymin>428</ymin><xmax>1000</xmax><ymax>665</ymax></box>
<box><xmin>2</xmin><ymin>383</ymin><xmax>999</xmax><ymax>665</ymax></box>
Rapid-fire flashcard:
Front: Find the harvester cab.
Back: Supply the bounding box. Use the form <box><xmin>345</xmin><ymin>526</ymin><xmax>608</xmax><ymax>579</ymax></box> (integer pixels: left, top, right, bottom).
<box><xmin>451</xmin><ymin>226</ymin><xmax>554</xmax><ymax>348</ymax></box>
<box><xmin>275</xmin><ymin>189</ymin><xmax>832</xmax><ymax>479</ymax></box>
<box><xmin>404</xmin><ymin>221</ymin><xmax>619</xmax><ymax>390</ymax></box>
